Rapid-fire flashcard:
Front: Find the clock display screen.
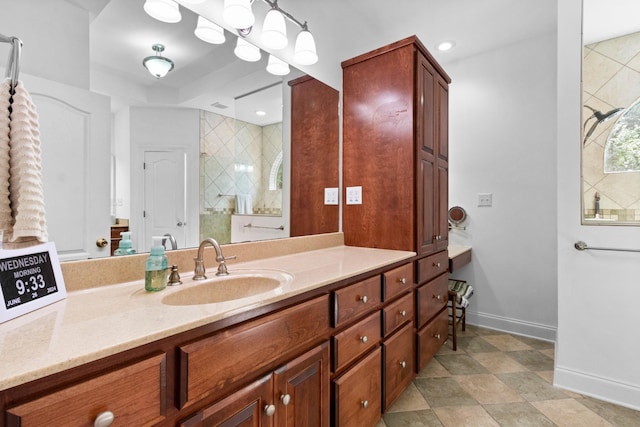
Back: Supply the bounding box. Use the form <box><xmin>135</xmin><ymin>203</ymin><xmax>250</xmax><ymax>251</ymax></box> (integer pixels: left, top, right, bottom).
<box><xmin>0</xmin><ymin>251</ymin><xmax>58</xmax><ymax>310</ymax></box>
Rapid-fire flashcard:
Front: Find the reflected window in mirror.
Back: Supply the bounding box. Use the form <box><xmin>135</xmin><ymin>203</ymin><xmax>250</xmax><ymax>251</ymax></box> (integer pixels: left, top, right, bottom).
<box><xmin>582</xmin><ymin>30</ymin><xmax>640</xmax><ymax>225</ymax></box>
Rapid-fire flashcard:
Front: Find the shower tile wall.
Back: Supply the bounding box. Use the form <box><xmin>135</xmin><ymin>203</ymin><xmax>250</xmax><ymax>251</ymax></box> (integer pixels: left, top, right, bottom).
<box><xmin>583</xmin><ymin>31</ymin><xmax>640</xmax><ymax>221</ymax></box>
<box><xmin>199</xmin><ymin>111</ymin><xmax>283</xmax><ymax>243</ymax></box>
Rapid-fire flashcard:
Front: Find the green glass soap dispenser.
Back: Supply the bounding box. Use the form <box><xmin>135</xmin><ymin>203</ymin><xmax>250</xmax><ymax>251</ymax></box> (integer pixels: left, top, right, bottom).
<box><xmin>145</xmin><ymin>236</ymin><xmax>168</xmax><ymax>292</ymax></box>
<box><xmin>114</xmin><ymin>231</ymin><xmax>136</xmax><ymax>256</ymax></box>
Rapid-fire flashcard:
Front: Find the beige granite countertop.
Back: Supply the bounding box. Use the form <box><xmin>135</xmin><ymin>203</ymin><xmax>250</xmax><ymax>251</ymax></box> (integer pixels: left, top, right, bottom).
<box><xmin>0</xmin><ymin>244</ymin><xmax>414</xmax><ymax>391</ymax></box>
<box><xmin>448</xmin><ymin>244</ymin><xmax>472</xmax><ymax>259</ymax></box>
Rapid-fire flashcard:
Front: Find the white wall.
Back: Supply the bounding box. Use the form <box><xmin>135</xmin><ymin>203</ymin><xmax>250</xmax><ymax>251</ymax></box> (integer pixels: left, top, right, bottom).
<box><xmin>556</xmin><ymin>0</ymin><xmax>640</xmax><ymax>410</ymax></box>
<box><xmin>447</xmin><ymin>34</ymin><xmax>558</xmax><ymax>341</ymax></box>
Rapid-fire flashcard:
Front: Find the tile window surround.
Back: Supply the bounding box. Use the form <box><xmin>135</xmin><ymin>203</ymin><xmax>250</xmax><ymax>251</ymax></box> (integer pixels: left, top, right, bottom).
<box><xmin>582</xmin><ymin>31</ymin><xmax>640</xmax><ymax>221</ymax></box>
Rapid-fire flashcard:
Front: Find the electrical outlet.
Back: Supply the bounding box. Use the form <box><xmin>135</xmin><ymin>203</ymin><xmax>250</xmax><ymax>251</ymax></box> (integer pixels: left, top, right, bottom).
<box><xmin>346</xmin><ymin>186</ymin><xmax>362</xmax><ymax>205</ymax></box>
<box><xmin>478</xmin><ymin>193</ymin><xmax>492</xmax><ymax>207</ymax></box>
<box><xmin>324</xmin><ymin>188</ymin><xmax>339</xmax><ymax>205</ymax></box>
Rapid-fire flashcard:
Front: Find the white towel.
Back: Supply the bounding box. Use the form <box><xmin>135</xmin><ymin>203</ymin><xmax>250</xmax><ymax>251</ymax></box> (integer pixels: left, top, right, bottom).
<box><xmin>4</xmin><ymin>79</ymin><xmax>48</xmax><ymax>247</ymax></box>
<box><xmin>235</xmin><ymin>194</ymin><xmax>253</xmax><ymax>215</ymax></box>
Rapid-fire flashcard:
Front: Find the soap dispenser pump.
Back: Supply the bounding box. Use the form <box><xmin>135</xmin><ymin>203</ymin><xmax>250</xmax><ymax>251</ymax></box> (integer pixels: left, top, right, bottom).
<box><xmin>114</xmin><ymin>231</ymin><xmax>136</xmax><ymax>256</ymax></box>
<box><xmin>145</xmin><ymin>236</ymin><xmax>168</xmax><ymax>292</ymax></box>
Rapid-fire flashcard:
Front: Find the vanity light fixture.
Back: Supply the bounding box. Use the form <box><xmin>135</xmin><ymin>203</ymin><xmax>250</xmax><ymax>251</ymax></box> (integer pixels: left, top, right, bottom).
<box><xmin>437</xmin><ymin>40</ymin><xmax>456</xmax><ymax>51</ymax></box>
<box><xmin>266</xmin><ymin>54</ymin><xmax>290</xmax><ymax>75</ymax></box>
<box><xmin>194</xmin><ymin>16</ymin><xmax>226</xmax><ymax>44</ymax></box>
<box><xmin>234</xmin><ymin>37</ymin><xmax>262</xmax><ymax>62</ymax></box>
<box><xmin>223</xmin><ymin>0</ymin><xmax>255</xmax><ymax>30</ymax></box>
<box><xmin>143</xmin><ymin>44</ymin><xmax>175</xmax><ymax>78</ymax></box>
<box><xmin>294</xmin><ymin>26</ymin><xmax>318</xmax><ymax>65</ymax></box>
<box><xmin>261</xmin><ymin>6</ymin><xmax>288</xmax><ymax>49</ymax></box>
<box><xmin>143</xmin><ymin>0</ymin><xmax>182</xmax><ymax>23</ymax></box>
<box><xmin>180</xmin><ymin>0</ymin><xmax>206</xmax><ymax>3</ymax></box>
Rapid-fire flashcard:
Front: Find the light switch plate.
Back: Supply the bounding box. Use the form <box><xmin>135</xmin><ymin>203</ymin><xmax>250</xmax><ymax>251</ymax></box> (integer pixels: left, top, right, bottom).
<box><xmin>346</xmin><ymin>186</ymin><xmax>362</xmax><ymax>205</ymax></box>
<box><xmin>478</xmin><ymin>193</ymin><xmax>492</xmax><ymax>207</ymax></box>
<box><xmin>324</xmin><ymin>188</ymin><xmax>339</xmax><ymax>205</ymax></box>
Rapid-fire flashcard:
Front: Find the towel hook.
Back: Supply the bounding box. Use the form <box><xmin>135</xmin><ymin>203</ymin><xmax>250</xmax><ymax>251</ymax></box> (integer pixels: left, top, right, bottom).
<box><xmin>1</xmin><ymin>34</ymin><xmax>22</xmax><ymax>88</ymax></box>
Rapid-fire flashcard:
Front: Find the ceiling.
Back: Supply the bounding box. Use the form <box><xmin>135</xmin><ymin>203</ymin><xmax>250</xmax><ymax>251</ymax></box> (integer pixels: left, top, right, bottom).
<box><xmin>70</xmin><ymin>0</ymin><xmax>592</xmax><ymax>124</ymax></box>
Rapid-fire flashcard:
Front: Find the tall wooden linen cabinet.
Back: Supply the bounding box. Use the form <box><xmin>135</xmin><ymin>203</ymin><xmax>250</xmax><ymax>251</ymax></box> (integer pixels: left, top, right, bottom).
<box><xmin>342</xmin><ymin>36</ymin><xmax>451</xmax><ymax>378</ymax></box>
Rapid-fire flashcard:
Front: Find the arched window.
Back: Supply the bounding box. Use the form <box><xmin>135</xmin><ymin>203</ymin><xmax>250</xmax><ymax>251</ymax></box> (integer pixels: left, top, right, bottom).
<box><xmin>604</xmin><ymin>99</ymin><xmax>640</xmax><ymax>173</ymax></box>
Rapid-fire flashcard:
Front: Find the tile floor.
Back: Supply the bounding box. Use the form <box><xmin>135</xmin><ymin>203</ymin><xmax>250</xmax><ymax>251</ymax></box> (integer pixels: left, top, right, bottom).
<box><xmin>377</xmin><ymin>325</ymin><xmax>640</xmax><ymax>426</ymax></box>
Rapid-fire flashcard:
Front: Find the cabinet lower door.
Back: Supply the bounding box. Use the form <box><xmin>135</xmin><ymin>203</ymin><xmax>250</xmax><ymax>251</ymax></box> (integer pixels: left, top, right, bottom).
<box><xmin>180</xmin><ymin>374</ymin><xmax>274</xmax><ymax>427</ymax></box>
<box><xmin>416</xmin><ymin>308</ymin><xmax>448</xmax><ymax>372</ymax></box>
<box><xmin>274</xmin><ymin>342</ymin><xmax>330</xmax><ymax>427</ymax></box>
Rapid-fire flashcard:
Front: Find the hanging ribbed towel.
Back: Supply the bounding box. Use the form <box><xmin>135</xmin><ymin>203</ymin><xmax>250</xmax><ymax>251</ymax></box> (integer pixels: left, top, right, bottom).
<box><xmin>0</xmin><ymin>79</ymin><xmax>12</xmax><ymax>240</ymax></box>
<box><xmin>5</xmin><ymin>79</ymin><xmax>48</xmax><ymax>247</ymax></box>
<box><xmin>235</xmin><ymin>194</ymin><xmax>253</xmax><ymax>214</ymax></box>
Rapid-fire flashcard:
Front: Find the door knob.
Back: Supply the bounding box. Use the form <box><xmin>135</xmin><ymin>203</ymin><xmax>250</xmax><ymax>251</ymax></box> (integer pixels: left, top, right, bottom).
<box><xmin>96</xmin><ymin>238</ymin><xmax>108</xmax><ymax>248</ymax></box>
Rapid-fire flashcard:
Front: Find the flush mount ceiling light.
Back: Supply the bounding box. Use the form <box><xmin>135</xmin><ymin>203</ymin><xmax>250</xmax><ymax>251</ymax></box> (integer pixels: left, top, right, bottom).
<box><xmin>142</xmin><ymin>44</ymin><xmax>175</xmax><ymax>78</ymax></box>
<box><xmin>223</xmin><ymin>0</ymin><xmax>255</xmax><ymax>30</ymax></box>
<box><xmin>437</xmin><ymin>40</ymin><xmax>456</xmax><ymax>52</ymax></box>
<box><xmin>234</xmin><ymin>37</ymin><xmax>261</xmax><ymax>62</ymax></box>
<box><xmin>266</xmin><ymin>54</ymin><xmax>290</xmax><ymax>75</ymax></box>
<box><xmin>194</xmin><ymin>16</ymin><xmax>226</xmax><ymax>44</ymax></box>
<box><xmin>261</xmin><ymin>7</ymin><xmax>287</xmax><ymax>49</ymax></box>
<box><xmin>143</xmin><ymin>0</ymin><xmax>181</xmax><ymax>23</ymax></box>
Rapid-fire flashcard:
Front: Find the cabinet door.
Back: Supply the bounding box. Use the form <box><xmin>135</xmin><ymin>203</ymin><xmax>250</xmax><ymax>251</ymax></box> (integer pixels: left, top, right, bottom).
<box><xmin>274</xmin><ymin>342</ymin><xmax>330</xmax><ymax>427</ymax></box>
<box><xmin>435</xmin><ymin>75</ymin><xmax>449</xmax><ymax>252</ymax></box>
<box><xmin>180</xmin><ymin>374</ymin><xmax>274</xmax><ymax>427</ymax></box>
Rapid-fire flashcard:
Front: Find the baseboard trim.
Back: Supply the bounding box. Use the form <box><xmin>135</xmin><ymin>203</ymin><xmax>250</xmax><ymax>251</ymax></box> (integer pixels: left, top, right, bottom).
<box><xmin>554</xmin><ymin>366</ymin><xmax>640</xmax><ymax>411</ymax></box>
<box><xmin>466</xmin><ymin>310</ymin><xmax>557</xmax><ymax>342</ymax></box>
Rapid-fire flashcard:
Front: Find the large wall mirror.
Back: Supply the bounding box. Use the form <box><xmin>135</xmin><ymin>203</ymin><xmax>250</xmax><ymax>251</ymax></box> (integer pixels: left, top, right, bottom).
<box><xmin>582</xmin><ymin>0</ymin><xmax>640</xmax><ymax>225</ymax></box>
<box><xmin>0</xmin><ymin>0</ymin><xmax>339</xmax><ymax>260</ymax></box>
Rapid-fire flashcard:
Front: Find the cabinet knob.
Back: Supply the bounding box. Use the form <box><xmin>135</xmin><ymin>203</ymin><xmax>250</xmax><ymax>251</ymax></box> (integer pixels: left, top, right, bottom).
<box><xmin>96</xmin><ymin>238</ymin><xmax>108</xmax><ymax>248</ymax></box>
<box><xmin>433</xmin><ymin>333</ymin><xmax>441</xmax><ymax>340</ymax></box>
<box><xmin>361</xmin><ymin>400</ymin><xmax>369</xmax><ymax>409</ymax></box>
<box><xmin>399</xmin><ymin>310</ymin><xmax>407</xmax><ymax>317</ymax></box>
<box><xmin>400</xmin><ymin>360</ymin><xmax>407</xmax><ymax>368</ymax></box>
<box><xmin>359</xmin><ymin>295</ymin><xmax>368</xmax><ymax>304</ymax></box>
<box><xmin>360</xmin><ymin>335</ymin><xmax>368</xmax><ymax>344</ymax></box>
<box><xmin>433</xmin><ymin>294</ymin><xmax>442</xmax><ymax>301</ymax></box>
<box><xmin>94</xmin><ymin>411</ymin><xmax>115</xmax><ymax>427</ymax></box>
<box><xmin>280</xmin><ymin>393</ymin><xmax>291</xmax><ymax>406</ymax></box>
<box><xmin>264</xmin><ymin>404</ymin><xmax>276</xmax><ymax>417</ymax></box>
<box><xmin>433</xmin><ymin>262</ymin><xmax>441</xmax><ymax>268</ymax></box>
<box><xmin>398</xmin><ymin>277</ymin><xmax>407</xmax><ymax>284</ymax></box>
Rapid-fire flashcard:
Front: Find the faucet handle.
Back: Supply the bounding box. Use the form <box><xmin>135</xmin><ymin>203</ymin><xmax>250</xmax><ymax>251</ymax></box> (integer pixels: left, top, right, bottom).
<box><xmin>167</xmin><ymin>265</ymin><xmax>182</xmax><ymax>286</ymax></box>
<box><xmin>224</xmin><ymin>255</ymin><xmax>236</xmax><ymax>261</ymax></box>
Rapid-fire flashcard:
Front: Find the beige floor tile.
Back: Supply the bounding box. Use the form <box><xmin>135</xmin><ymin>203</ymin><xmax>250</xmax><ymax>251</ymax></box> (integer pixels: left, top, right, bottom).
<box><xmin>531</xmin><ymin>398</ymin><xmax>613</xmax><ymax>426</ymax></box>
<box><xmin>536</xmin><ymin>370</ymin><xmax>554</xmax><ymax>384</ymax></box>
<box><xmin>481</xmin><ymin>334</ymin><xmax>533</xmax><ymax>351</ymax></box>
<box><xmin>386</xmin><ymin>382</ymin><xmax>430</xmax><ymax>413</ymax></box>
<box><xmin>455</xmin><ymin>374</ymin><xmax>524</xmax><ymax>405</ymax></box>
<box><xmin>433</xmin><ymin>405</ymin><xmax>500</xmax><ymax>427</ymax></box>
<box><xmin>471</xmin><ymin>352</ymin><xmax>528</xmax><ymax>374</ymax></box>
<box><xmin>418</xmin><ymin>357</ymin><xmax>451</xmax><ymax>378</ymax></box>
<box><xmin>540</xmin><ymin>348</ymin><xmax>555</xmax><ymax>359</ymax></box>
<box><xmin>375</xmin><ymin>418</ymin><xmax>387</xmax><ymax>427</ymax></box>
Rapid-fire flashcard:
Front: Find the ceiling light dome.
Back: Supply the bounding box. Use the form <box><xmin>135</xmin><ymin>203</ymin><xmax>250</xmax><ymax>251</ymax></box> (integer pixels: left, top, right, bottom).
<box><xmin>142</xmin><ymin>44</ymin><xmax>175</xmax><ymax>78</ymax></box>
<box><xmin>261</xmin><ymin>9</ymin><xmax>287</xmax><ymax>50</ymax></box>
<box><xmin>223</xmin><ymin>0</ymin><xmax>255</xmax><ymax>29</ymax></box>
<box><xmin>234</xmin><ymin>37</ymin><xmax>261</xmax><ymax>62</ymax></box>
<box><xmin>194</xmin><ymin>16</ymin><xmax>226</xmax><ymax>44</ymax></box>
<box><xmin>266</xmin><ymin>55</ymin><xmax>290</xmax><ymax>75</ymax></box>
<box><xmin>294</xmin><ymin>29</ymin><xmax>318</xmax><ymax>65</ymax></box>
<box><xmin>143</xmin><ymin>0</ymin><xmax>181</xmax><ymax>23</ymax></box>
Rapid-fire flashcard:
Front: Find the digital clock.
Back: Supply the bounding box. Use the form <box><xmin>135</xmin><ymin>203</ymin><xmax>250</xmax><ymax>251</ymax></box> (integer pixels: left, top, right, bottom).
<box><xmin>0</xmin><ymin>242</ymin><xmax>67</xmax><ymax>323</ymax></box>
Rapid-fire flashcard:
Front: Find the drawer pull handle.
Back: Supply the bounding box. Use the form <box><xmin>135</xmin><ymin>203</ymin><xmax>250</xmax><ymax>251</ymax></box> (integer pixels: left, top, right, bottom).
<box><xmin>281</xmin><ymin>393</ymin><xmax>291</xmax><ymax>406</ymax></box>
<box><xmin>399</xmin><ymin>310</ymin><xmax>407</xmax><ymax>317</ymax></box>
<box><xmin>400</xmin><ymin>360</ymin><xmax>407</xmax><ymax>368</ymax></box>
<box><xmin>264</xmin><ymin>404</ymin><xmax>276</xmax><ymax>416</ymax></box>
<box><xmin>433</xmin><ymin>262</ymin><xmax>441</xmax><ymax>268</ymax></box>
<box><xmin>360</xmin><ymin>335</ymin><xmax>368</xmax><ymax>343</ymax></box>
<box><xmin>359</xmin><ymin>295</ymin><xmax>368</xmax><ymax>304</ymax></box>
<box><xmin>398</xmin><ymin>277</ymin><xmax>407</xmax><ymax>284</ymax></box>
<box><xmin>361</xmin><ymin>400</ymin><xmax>369</xmax><ymax>409</ymax></box>
<box><xmin>433</xmin><ymin>294</ymin><xmax>442</xmax><ymax>300</ymax></box>
<box><xmin>94</xmin><ymin>411</ymin><xmax>115</xmax><ymax>427</ymax></box>
<box><xmin>433</xmin><ymin>333</ymin><xmax>441</xmax><ymax>340</ymax></box>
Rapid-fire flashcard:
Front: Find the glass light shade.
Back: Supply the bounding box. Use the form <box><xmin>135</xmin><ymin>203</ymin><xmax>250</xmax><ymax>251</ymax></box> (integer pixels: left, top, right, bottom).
<box><xmin>266</xmin><ymin>55</ymin><xmax>290</xmax><ymax>76</ymax></box>
<box><xmin>223</xmin><ymin>0</ymin><xmax>255</xmax><ymax>29</ymax></box>
<box><xmin>294</xmin><ymin>29</ymin><xmax>318</xmax><ymax>65</ymax></box>
<box><xmin>194</xmin><ymin>16</ymin><xmax>226</xmax><ymax>44</ymax></box>
<box><xmin>234</xmin><ymin>38</ymin><xmax>261</xmax><ymax>62</ymax></box>
<box><xmin>261</xmin><ymin>9</ymin><xmax>287</xmax><ymax>50</ymax></box>
<box><xmin>143</xmin><ymin>0</ymin><xmax>181</xmax><ymax>23</ymax></box>
<box><xmin>143</xmin><ymin>56</ymin><xmax>174</xmax><ymax>78</ymax></box>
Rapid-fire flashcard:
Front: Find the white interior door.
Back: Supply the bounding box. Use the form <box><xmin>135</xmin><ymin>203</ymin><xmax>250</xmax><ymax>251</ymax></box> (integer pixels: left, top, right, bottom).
<box><xmin>143</xmin><ymin>150</ymin><xmax>187</xmax><ymax>250</ymax></box>
<box><xmin>24</xmin><ymin>74</ymin><xmax>111</xmax><ymax>260</ymax></box>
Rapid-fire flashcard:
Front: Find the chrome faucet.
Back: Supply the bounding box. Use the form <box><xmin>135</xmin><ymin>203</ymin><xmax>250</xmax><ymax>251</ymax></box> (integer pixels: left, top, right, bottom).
<box><xmin>162</xmin><ymin>233</ymin><xmax>178</xmax><ymax>250</ymax></box>
<box><xmin>193</xmin><ymin>238</ymin><xmax>236</xmax><ymax>279</ymax></box>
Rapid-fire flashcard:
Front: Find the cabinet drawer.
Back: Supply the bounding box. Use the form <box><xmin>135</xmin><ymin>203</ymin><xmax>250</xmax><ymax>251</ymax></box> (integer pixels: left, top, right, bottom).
<box><xmin>7</xmin><ymin>354</ymin><xmax>166</xmax><ymax>427</ymax></box>
<box><xmin>333</xmin><ymin>347</ymin><xmax>382</xmax><ymax>427</ymax></box>
<box><xmin>416</xmin><ymin>308</ymin><xmax>448</xmax><ymax>372</ymax></box>
<box><xmin>382</xmin><ymin>263</ymin><xmax>413</xmax><ymax>301</ymax></box>
<box><xmin>382</xmin><ymin>292</ymin><xmax>414</xmax><ymax>337</ymax></box>
<box><xmin>179</xmin><ymin>295</ymin><xmax>330</xmax><ymax>408</ymax></box>
<box><xmin>416</xmin><ymin>273</ymin><xmax>448</xmax><ymax>328</ymax></box>
<box><xmin>383</xmin><ymin>323</ymin><xmax>415</xmax><ymax>411</ymax></box>
<box><xmin>332</xmin><ymin>311</ymin><xmax>381</xmax><ymax>373</ymax></box>
<box><xmin>417</xmin><ymin>251</ymin><xmax>448</xmax><ymax>284</ymax></box>
<box><xmin>332</xmin><ymin>276</ymin><xmax>381</xmax><ymax>327</ymax></box>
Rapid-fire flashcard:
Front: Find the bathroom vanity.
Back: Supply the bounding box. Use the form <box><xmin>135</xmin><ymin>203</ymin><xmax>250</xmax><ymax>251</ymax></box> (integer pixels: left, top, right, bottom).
<box><xmin>0</xmin><ymin>236</ymin><xmax>431</xmax><ymax>426</ymax></box>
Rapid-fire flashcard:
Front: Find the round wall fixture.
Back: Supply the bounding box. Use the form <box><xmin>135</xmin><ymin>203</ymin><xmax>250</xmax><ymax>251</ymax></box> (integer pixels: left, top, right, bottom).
<box><xmin>448</xmin><ymin>206</ymin><xmax>467</xmax><ymax>226</ymax></box>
